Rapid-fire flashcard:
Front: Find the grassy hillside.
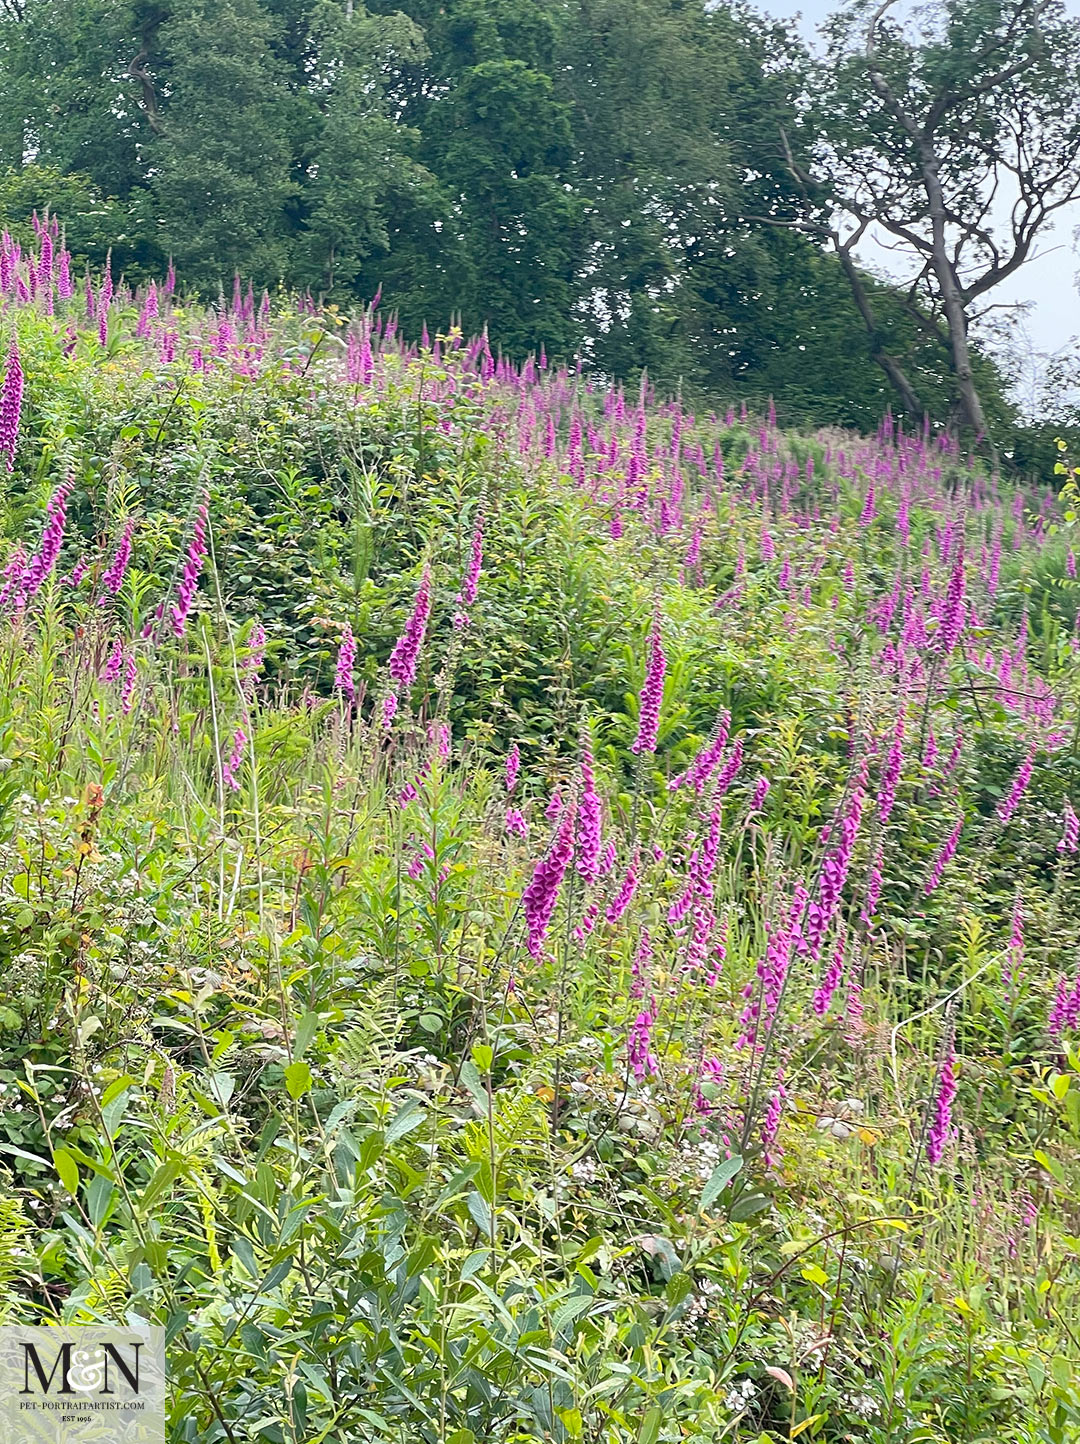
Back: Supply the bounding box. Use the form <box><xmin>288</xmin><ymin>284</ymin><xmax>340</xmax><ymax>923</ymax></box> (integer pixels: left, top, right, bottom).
<box><xmin>0</xmin><ymin>222</ymin><xmax>1079</xmax><ymax>1443</ymax></box>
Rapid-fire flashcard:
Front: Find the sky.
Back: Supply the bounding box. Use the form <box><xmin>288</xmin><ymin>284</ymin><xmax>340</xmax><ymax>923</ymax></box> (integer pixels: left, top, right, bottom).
<box><xmin>757</xmin><ymin>0</ymin><xmax>1080</xmax><ymax>409</ymax></box>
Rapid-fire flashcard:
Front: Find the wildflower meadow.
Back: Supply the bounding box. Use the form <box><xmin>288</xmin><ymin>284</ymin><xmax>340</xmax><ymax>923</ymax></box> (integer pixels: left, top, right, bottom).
<box><xmin>0</xmin><ymin>213</ymin><xmax>1079</xmax><ymax>1443</ymax></box>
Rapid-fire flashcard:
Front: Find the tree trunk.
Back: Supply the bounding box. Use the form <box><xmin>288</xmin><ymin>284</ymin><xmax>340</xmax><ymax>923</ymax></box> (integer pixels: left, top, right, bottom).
<box><xmin>835</xmin><ymin>242</ymin><xmax>925</xmax><ymax>422</ymax></box>
<box><xmin>919</xmin><ymin>149</ymin><xmax>989</xmax><ymax>436</ymax></box>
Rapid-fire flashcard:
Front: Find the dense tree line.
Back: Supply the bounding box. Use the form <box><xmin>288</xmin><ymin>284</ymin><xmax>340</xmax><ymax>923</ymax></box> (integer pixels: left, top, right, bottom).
<box><xmin>0</xmin><ymin>0</ymin><xmax>1073</xmax><ymax>436</ymax></box>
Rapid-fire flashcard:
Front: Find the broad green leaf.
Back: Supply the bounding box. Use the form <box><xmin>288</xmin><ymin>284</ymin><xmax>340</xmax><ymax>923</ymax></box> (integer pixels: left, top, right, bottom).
<box><xmin>53</xmin><ymin>1147</ymin><xmax>79</xmax><ymax>1197</ymax></box>
<box><xmin>386</xmin><ymin>1100</ymin><xmax>426</xmax><ymax>1144</ymax></box>
<box><xmin>701</xmin><ymin>1154</ymin><xmax>743</xmax><ymax>1211</ymax></box>
<box><xmin>284</xmin><ymin>1060</ymin><xmax>312</xmax><ymax>1100</ymax></box>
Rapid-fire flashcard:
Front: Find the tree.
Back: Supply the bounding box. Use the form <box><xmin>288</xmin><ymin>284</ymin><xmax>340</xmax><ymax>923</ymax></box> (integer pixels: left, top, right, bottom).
<box><xmin>146</xmin><ymin>0</ymin><xmax>299</xmax><ymax>286</ymax></box>
<box><xmin>296</xmin><ymin>1</ymin><xmax>431</xmax><ymax>297</ymax></box>
<box><xmin>808</xmin><ymin>0</ymin><xmax>1080</xmax><ymax>437</ymax></box>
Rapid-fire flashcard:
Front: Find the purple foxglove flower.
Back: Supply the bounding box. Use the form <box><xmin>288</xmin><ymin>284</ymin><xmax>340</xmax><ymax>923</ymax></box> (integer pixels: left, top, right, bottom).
<box><xmin>926</xmin><ymin>1051</ymin><xmax>957</xmax><ymax>1165</ymax></box>
<box><xmin>458</xmin><ymin>515</ymin><xmax>483</xmax><ymax>608</ymax></box>
<box><xmin>505</xmin><ymin>807</ymin><xmax>528</xmax><ymax>838</ymax></box>
<box><xmin>631</xmin><ymin>608</ymin><xmax>666</xmax><ymax>755</ymax></box>
<box><xmin>924</xmin><ymin>814</ymin><xmax>964</xmax><ymax>894</ymax></box>
<box><xmin>223</xmin><ymin>728</ymin><xmax>246</xmax><ymax>791</ymax></box>
<box><xmin>630</xmin><ymin>928</ymin><xmax>651</xmax><ymax>999</ymax></box>
<box><xmin>576</xmin><ymin>746</ymin><xmax>603</xmax><ymax>884</ymax></box>
<box><xmin>505</xmin><ymin>743</ymin><xmax>520</xmax><ymax>794</ymax></box>
<box><xmin>803</xmin><ymin>788</ymin><xmax>864</xmax><ymax>960</ymax></box>
<box><xmin>937</xmin><ymin>553</ymin><xmax>966</xmax><ymax>656</ymax></box>
<box><xmin>750</xmin><ymin>775</ymin><xmax>770</xmax><ymax>810</ymax></box>
<box><xmin>103</xmin><ymin>638</ymin><xmax>124</xmax><ymax>682</ymax></box>
<box><xmin>605</xmin><ymin>847</ymin><xmax>641</xmax><ymax>924</ymax></box>
<box><xmin>0</xmin><ymin>341</ymin><xmax>25</xmax><ymax>473</ymax></box>
<box><xmin>998</xmin><ymin>744</ymin><xmax>1036</xmax><ymax>823</ymax></box>
<box><xmin>99</xmin><ymin>520</ymin><xmax>134</xmax><ymax>600</ymax></box>
<box><xmin>334</xmin><ymin>624</ymin><xmax>357</xmax><ymax>700</ymax></box>
<box><xmin>877</xmin><ymin>714</ymin><xmax>904</xmax><ymax>829</ymax></box>
<box><xmin>628</xmin><ymin>1006</ymin><xmax>658</xmax><ymax>1080</ymax></box>
<box><xmin>121</xmin><ymin>652</ymin><xmax>138</xmax><ymax>715</ymax></box>
<box><xmin>170</xmin><ymin>500</ymin><xmax>209</xmax><ymax>637</ymax></box>
<box><xmin>1058</xmin><ymin>800</ymin><xmax>1078</xmax><ymax>854</ymax></box>
<box><xmin>713</xmin><ymin>738</ymin><xmax>744</xmax><ymax>798</ymax></box>
<box><xmin>24</xmin><ymin>481</ymin><xmax>73</xmax><ymax>596</ymax></box>
<box><xmin>670</xmin><ymin>711</ymin><xmax>730</xmax><ymax>792</ymax></box>
<box><xmin>522</xmin><ymin>799</ymin><xmax>576</xmax><ymax>957</ymax></box>
<box><xmin>813</xmin><ymin>927</ymin><xmax>846</xmax><ymax>1016</ymax></box>
<box><xmin>572</xmin><ymin>899</ymin><xmax>601</xmax><ymax>945</ymax></box>
<box><xmin>388</xmin><ymin>567</ymin><xmax>432</xmax><ymax>692</ymax></box>
<box><xmin>761</xmin><ymin>1077</ymin><xmax>787</xmax><ymax>1167</ymax></box>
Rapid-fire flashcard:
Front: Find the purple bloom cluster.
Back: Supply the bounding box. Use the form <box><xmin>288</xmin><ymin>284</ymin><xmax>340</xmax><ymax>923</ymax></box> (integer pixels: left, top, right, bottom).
<box><xmin>605</xmin><ymin>847</ymin><xmax>640</xmax><ymax>924</ymax></box>
<box><xmin>628</xmin><ymin>1007</ymin><xmax>658</xmax><ymax>1080</ymax></box>
<box><xmin>23</xmin><ymin>480</ymin><xmax>73</xmax><ymax>597</ymax></box>
<box><xmin>505</xmin><ymin>742</ymin><xmax>520</xmax><ymax>794</ymax></box>
<box><xmin>170</xmin><ymin>499</ymin><xmax>209</xmax><ymax>637</ymax></box>
<box><xmin>812</xmin><ymin>927</ymin><xmax>847</xmax><ymax>1016</ymax></box>
<box><xmin>100</xmin><ymin>520</ymin><xmax>134</xmax><ymax>599</ymax></box>
<box><xmin>223</xmin><ymin>728</ymin><xmax>246</xmax><ymax>791</ymax></box>
<box><xmin>388</xmin><ymin>567</ymin><xmax>432</xmax><ymax>692</ymax></box>
<box><xmin>458</xmin><ymin>514</ymin><xmax>483</xmax><ymax>609</ymax></box>
<box><xmin>937</xmin><ymin>553</ymin><xmax>966</xmax><ymax>656</ymax></box>
<box><xmin>0</xmin><ymin>341</ymin><xmax>24</xmax><ymax>472</ymax></box>
<box><xmin>522</xmin><ymin>799</ymin><xmax>576</xmax><ymax>957</ymax></box>
<box><xmin>334</xmin><ymin>624</ymin><xmax>357</xmax><ymax>700</ymax></box>
<box><xmin>877</xmin><ymin>714</ymin><xmax>904</xmax><ymax>829</ymax></box>
<box><xmin>739</xmin><ymin>881</ymin><xmax>808</xmax><ymax>1050</ymax></box>
<box><xmin>670</xmin><ymin>710</ymin><xmax>730</xmax><ymax>792</ymax></box>
<box><xmin>803</xmin><ymin>788</ymin><xmax>864</xmax><ymax>960</ymax></box>
<box><xmin>1058</xmin><ymin>800</ymin><xmax>1078</xmax><ymax>854</ymax></box>
<box><xmin>924</xmin><ymin>813</ymin><xmax>964</xmax><ymax>894</ymax></box>
<box><xmin>576</xmin><ymin>746</ymin><xmax>602</xmax><ymax>884</ymax></box>
<box><xmin>926</xmin><ymin>1051</ymin><xmax>957</xmax><ymax>1165</ymax></box>
<box><xmin>998</xmin><ymin>744</ymin><xmax>1036</xmax><ymax>823</ymax></box>
<box><xmin>631</xmin><ymin>608</ymin><xmax>666</xmax><ymax>755</ymax></box>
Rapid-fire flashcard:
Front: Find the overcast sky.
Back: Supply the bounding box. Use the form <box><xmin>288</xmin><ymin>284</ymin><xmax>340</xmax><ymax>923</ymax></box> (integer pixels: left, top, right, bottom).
<box><xmin>758</xmin><ymin>0</ymin><xmax>1080</xmax><ymax>408</ymax></box>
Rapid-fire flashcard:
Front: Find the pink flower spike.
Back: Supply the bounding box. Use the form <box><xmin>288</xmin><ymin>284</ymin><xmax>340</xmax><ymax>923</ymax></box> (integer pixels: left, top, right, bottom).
<box><xmin>1058</xmin><ymin>800</ymin><xmax>1078</xmax><ymax>854</ymax></box>
<box><xmin>631</xmin><ymin>607</ymin><xmax>666</xmax><ymax>755</ymax></box>
<box><xmin>334</xmin><ymin>624</ymin><xmax>357</xmax><ymax>700</ymax></box>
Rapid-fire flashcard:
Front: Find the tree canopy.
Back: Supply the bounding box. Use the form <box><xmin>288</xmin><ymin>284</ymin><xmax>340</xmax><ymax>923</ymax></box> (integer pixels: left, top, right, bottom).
<box><xmin>1</xmin><ymin>0</ymin><xmax>1073</xmax><ymax>438</ymax></box>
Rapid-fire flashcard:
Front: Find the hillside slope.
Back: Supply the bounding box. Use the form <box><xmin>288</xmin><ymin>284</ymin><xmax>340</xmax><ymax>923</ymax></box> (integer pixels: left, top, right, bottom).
<box><xmin>0</xmin><ymin>221</ymin><xmax>1079</xmax><ymax>1442</ymax></box>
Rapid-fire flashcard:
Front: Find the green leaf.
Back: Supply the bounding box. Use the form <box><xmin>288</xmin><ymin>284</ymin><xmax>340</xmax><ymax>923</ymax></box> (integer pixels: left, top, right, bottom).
<box><xmin>385</xmin><ymin>1099</ymin><xmax>426</xmax><ymax>1144</ymax></box>
<box><xmin>140</xmin><ymin>1159</ymin><xmax>185</xmax><ymax>1212</ymax></box>
<box><xmin>729</xmin><ymin>1192</ymin><xmax>772</xmax><ymax>1223</ymax></box>
<box><xmin>52</xmin><ymin>1147</ymin><xmax>79</xmax><ymax>1197</ymax></box>
<box><xmin>552</xmin><ymin>1292</ymin><xmax>595</xmax><ymax>1334</ymax></box>
<box><xmin>701</xmin><ymin>1154</ymin><xmax>743</xmax><ymax>1211</ymax></box>
<box><xmin>1034</xmin><ymin>1148</ymin><xmax>1065</xmax><ymax>1184</ymax></box>
<box><xmin>467</xmin><ymin>1190</ymin><xmax>493</xmax><ymax>1235</ymax></box>
<box><xmin>294</xmin><ymin>1011</ymin><xmax>319</xmax><ymax>1059</ymax></box>
<box><xmin>284</xmin><ymin>1060</ymin><xmax>312</xmax><ymax>1100</ymax></box>
<box><xmin>459</xmin><ymin>1060</ymin><xmax>488</xmax><ymax>1112</ymax></box>
<box><xmin>232</xmin><ymin>1235</ymin><xmax>259</xmax><ymax>1279</ymax></box>
<box><xmin>638</xmin><ymin>1404</ymin><xmax>663</xmax><ymax>1444</ymax></box>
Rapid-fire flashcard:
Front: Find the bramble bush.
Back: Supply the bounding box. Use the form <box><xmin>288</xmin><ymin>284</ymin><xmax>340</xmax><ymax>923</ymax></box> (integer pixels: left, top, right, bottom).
<box><xmin>0</xmin><ymin>219</ymin><xmax>1078</xmax><ymax>1443</ymax></box>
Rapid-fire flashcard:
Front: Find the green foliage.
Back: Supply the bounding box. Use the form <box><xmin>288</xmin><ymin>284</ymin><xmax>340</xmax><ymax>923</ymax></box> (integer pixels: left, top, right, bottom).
<box><xmin>0</xmin><ymin>0</ymin><xmax>1025</xmax><ymax>433</ymax></box>
<box><xmin>0</xmin><ymin>291</ymin><xmax>1076</xmax><ymax>1442</ymax></box>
